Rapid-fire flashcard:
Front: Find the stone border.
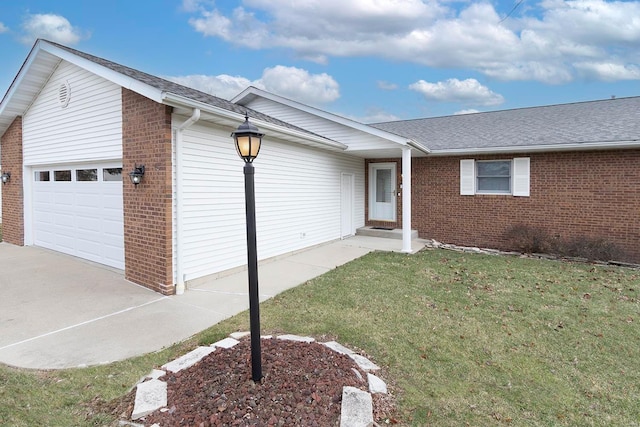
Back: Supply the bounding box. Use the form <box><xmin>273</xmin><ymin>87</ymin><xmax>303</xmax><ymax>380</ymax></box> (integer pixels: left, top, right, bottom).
<box><xmin>129</xmin><ymin>333</ymin><xmax>387</xmax><ymax>426</ymax></box>
<box><xmin>423</xmin><ymin>239</ymin><xmax>640</xmax><ymax>269</ymax></box>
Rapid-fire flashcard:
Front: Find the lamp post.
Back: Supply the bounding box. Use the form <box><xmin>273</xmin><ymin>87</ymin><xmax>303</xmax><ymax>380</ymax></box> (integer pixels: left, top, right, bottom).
<box><xmin>232</xmin><ymin>113</ymin><xmax>265</xmax><ymax>383</ymax></box>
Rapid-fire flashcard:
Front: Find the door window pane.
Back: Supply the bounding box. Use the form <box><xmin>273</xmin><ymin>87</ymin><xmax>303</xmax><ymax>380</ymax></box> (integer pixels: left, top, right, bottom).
<box><xmin>376</xmin><ymin>169</ymin><xmax>392</xmax><ymax>202</ymax></box>
<box><xmin>103</xmin><ymin>168</ymin><xmax>123</xmax><ymax>181</ymax></box>
<box><xmin>54</xmin><ymin>170</ymin><xmax>71</xmax><ymax>181</ymax></box>
<box><xmin>76</xmin><ymin>169</ymin><xmax>98</xmax><ymax>182</ymax></box>
<box><xmin>35</xmin><ymin>171</ymin><xmax>50</xmax><ymax>181</ymax></box>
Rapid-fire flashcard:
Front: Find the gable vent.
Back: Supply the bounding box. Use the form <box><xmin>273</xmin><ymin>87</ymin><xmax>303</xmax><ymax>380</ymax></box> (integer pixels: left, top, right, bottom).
<box><xmin>58</xmin><ymin>81</ymin><xmax>71</xmax><ymax>108</ymax></box>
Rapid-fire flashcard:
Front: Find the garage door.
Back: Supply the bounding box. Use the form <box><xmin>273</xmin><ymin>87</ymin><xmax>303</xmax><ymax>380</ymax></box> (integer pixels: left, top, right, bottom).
<box><xmin>32</xmin><ymin>163</ymin><xmax>125</xmax><ymax>269</ymax></box>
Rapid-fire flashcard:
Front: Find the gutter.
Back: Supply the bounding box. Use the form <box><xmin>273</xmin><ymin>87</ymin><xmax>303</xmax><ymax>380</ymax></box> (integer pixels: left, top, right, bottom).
<box><xmin>427</xmin><ymin>139</ymin><xmax>640</xmax><ymax>156</ymax></box>
<box><xmin>174</xmin><ymin>108</ymin><xmax>201</xmax><ymax>295</ymax></box>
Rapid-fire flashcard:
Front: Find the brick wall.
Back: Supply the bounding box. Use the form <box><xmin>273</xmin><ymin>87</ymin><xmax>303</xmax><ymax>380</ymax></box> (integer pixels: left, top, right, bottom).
<box><xmin>364</xmin><ymin>158</ymin><xmax>403</xmax><ymax>229</ymax></box>
<box><xmin>411</xmin><ymin>150</ymin><xmax>640</xmax><ymax>262</ymax></box>
<box><xmin>0</xmin><ymin>117</ymin><xmax>24</xmax><ymax>245</ymax></box>
<box><xmin>122</xmin><ymin>89</ymin><xmax>174</xmax><ymax>294</ymax></box>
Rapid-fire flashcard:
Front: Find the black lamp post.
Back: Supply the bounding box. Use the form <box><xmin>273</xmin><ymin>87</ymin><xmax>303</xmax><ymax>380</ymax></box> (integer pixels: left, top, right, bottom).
<box><xmin>232</xmin><ymin>113</ymin><xmax>264</xmax><ymax>383</ymax></box>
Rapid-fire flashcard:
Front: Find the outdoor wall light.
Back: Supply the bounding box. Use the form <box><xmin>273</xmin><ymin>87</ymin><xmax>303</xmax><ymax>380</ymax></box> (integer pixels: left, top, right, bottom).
<box><xmin>232</xmin><ymin>113</ymin><xmax>264</xmax><ymax>163</ymax></box>
<box><xmin>232</xmin><ymin>113</ymin><xmax>265</xmax><ymax>383</ymax></box>
<box><xmin>128</xmin><ymin>164</ymin><xmax>145</xmax><ymax>186</ymax></box>
<box><xmin>1</xmin><ymin>172</ymin><xmax>10</xmax><ymax>184</ymax></box>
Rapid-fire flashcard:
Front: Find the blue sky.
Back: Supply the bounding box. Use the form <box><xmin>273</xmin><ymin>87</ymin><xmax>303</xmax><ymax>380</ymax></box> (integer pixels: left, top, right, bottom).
<box><xmin>1</xmin><ymin>0</ymin><xmax>639</xmax><ymax>122</ymax></box>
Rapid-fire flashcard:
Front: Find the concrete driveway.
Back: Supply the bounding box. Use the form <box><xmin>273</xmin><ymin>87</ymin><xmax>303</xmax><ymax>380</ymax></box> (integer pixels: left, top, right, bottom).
<box><xmin>0</xmin><ymin>236</ymin><xmax>423</xmax><ymax>370</ymax></box>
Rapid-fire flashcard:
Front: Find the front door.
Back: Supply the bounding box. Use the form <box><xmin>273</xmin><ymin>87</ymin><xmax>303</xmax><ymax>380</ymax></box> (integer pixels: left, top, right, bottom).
<box><xmin>369</xmin><ymin>163</ymin><xmax>396</xmax><ymax>222</ymax></box>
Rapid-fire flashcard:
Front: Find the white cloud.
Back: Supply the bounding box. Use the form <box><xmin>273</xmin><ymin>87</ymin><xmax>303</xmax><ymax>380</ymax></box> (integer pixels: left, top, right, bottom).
<box><xmin>0</xmin><ymin>22</ymin><xmax>8</xmax><ymax>33</ymax></box>
<box><xmin>352</xmin><ymin>108</ymin><xmax>401</xmax><ymax>124</ymax></box>
<box><xmin>258</xmin><ymin>65</ymin><xmax>340</xmax><ymax>104</ymax></box>
<box><xmin>167</xmin><ymin>74</ymin><xmax>253</xmax><ymax>100</ymax></box>
<box><xmin>574</xmin><ymin>62</ymin><xmax>640</xmax><ymax>81</ymax></box>
<box><xmin>454</xmin><ymin>109</ymin><xmax>481</xmax><ymax>115</ymax></box>
<box><xmin>409</xmin><ymin>78</ymin><xmax>505</xmax><ymax>106</ymax></box>
<box><xmin>20</xmin><ymin>14</ymin><xmax>85</xmax><ymax>45</ymax></box>
<box><xmin>185</xmin><ymin>0</ymin><xmax>640</xmax><ymax>84</ymax></box>
<box><xmin>166</xmin><ymin>66</ymin><xmax>340</xmax><ymax>105</ymax></box>
<box><xmin>377</xmin><ymin>81</ymin><xmax>398</xmax><ymax>90</ymax></box>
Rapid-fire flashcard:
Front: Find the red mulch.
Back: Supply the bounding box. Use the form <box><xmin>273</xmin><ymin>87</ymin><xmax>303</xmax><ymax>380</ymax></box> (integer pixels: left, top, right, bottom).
<box><xmin>122</xmin><ymin>337</ymin><xmax>396</xmax><ymax>426</ymax></box>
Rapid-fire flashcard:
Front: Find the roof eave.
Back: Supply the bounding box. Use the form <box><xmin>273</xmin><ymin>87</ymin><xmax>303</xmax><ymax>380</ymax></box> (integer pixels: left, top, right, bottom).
<box><xmin>163</xmin><ymin>92</ymin><xmax>348</xmax><ymax>151</ymax></box>
<box><xmin>233</xmin><ymin>86</ymin><xmax>415</xmax><ymax>147</ymax></box>
<box><xmin>428</xmin><ymin>140</ymin><xmax>640</xmax><ymax>156</ymax></box>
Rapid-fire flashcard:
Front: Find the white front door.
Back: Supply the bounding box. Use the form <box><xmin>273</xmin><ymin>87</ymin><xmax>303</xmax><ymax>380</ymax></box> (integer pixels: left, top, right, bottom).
<box><xmin>341</xmin><ymin>173</ymin><xmax>354</xmax><ymax>238</ymax></box>
<box><xmin>369</xmin><ymin>163</ymin><xmax>396</xmax><ymax>221</ymax></box>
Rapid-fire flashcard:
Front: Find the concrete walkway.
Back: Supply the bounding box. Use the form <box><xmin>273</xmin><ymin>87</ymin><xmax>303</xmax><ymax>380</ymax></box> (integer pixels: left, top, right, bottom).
<box><xmin>0</xmin><ymin>236</ymin><xmax>424</xmax><ymax>369</ymax></box>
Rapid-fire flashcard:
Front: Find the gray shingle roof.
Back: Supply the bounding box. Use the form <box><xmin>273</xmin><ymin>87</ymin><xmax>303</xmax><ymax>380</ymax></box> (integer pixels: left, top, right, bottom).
<box><xmin>46</xmin><ymin>41</ymin><xmax>328</xmax><ymax>139</ymax></box>
<box><xmin>371</xmin><ymin>97</ymin><xmax>640</xmax><ymax>152</ymax></box>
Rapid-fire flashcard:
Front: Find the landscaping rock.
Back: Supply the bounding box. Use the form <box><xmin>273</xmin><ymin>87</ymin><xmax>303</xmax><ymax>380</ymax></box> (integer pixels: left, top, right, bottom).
<box><xmin>161</xmin><ymin>346</ymin><xmax>215</xmax><ymax>373</ymax></box>
<box><xmin>277</xmin><ymin>334</ymin><xmax>315</xmax><ymax>343</ymax></box>
<box><xmin>368</xmin><ymin>373</ymin><xmax>388</xmax><ymax>394</ymax></box>
<box><xmin>211</xmin><ymin>337</ymin><xmax>240</xmax><ymax>349</ymax></box>
<box><xmin>131</xmin><ymin>379</ymin><xmax>167</xmax><ymax>420</ymax></box>
<box><xmin>340</xmin><ymin>386</ymin><xmax>373</xmax><ymax>427</ymax></box>
<box><xmin>322</xmin><ymin>340</ymin><xmax>355</xmax><ymax>355</ymax></box>
<box><xmin>349</xmin><ymin>353</ymin><xmax>380</xmax><ymax>371</ymax></box>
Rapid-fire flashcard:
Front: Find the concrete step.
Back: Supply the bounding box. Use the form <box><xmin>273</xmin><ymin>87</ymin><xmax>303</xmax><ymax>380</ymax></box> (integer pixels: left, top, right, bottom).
<box><xmin>356</xmin><ymin>226</ymin><xmax>418</xmax><ymax>240</ymax></box>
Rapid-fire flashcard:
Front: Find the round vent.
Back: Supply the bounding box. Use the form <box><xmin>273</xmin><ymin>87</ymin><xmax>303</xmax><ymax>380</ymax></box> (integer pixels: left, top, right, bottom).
<box><xmin>58</xmin><ymin>81</ymin><xmax>71</xmax><ymax>108</ymax></box>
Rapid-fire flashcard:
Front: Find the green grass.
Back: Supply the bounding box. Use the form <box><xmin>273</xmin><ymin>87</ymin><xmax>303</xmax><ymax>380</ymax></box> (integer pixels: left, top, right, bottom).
<box><xmin>1</xmin><ymin>249</ymin><xmax>639</xmax><ymax>426</ymax></box>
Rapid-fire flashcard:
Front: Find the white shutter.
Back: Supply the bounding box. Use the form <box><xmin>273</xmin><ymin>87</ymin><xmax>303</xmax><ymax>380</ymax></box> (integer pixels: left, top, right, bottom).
<box><xmin>460</xmin><ymin>159</ymin><xmax>475</xmax><ymax>195</ymax></box>
<box><xmin>512</xmin><ymin>157</ymin><xmax>530</xmax><ymax>197</ymax></box>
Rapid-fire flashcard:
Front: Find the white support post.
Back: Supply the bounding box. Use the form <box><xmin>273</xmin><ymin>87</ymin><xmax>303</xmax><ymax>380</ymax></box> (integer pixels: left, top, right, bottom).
<box><xmin>401</xmin><ymin>146</ymin><xmax>412</xmax><ymax>253</ymax></box>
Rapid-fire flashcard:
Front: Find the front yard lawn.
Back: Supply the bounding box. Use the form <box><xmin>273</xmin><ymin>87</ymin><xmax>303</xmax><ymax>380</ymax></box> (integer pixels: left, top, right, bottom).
<box><xmin>1</xmin><ymin>248</ymin><xmax>639</xmax><ymax>426</ymax></box>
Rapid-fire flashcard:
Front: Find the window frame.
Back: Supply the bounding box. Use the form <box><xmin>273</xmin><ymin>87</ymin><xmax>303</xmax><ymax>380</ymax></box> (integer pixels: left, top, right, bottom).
<box><xmin>475</xmin><ymin>160</ymin><xmax>512</xmax><ymax>195</ymax></box>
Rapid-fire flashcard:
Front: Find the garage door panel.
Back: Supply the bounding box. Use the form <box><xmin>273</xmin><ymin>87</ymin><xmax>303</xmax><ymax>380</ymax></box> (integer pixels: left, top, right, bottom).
<box><xmin>32</xmin><ymin>163</ymin><xmax>124</xmax><ymax>270</ymax></box>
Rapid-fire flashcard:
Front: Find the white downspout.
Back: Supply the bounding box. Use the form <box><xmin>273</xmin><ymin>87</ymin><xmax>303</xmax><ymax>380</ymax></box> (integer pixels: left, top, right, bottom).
<box><xmin>401</xmin><ymin>146</ymin><xmax>412</xmax><ymax>253</ymax></box>
<box><xmin>175</xmin><ymin>108</ymin><xmax>200</xmax><ymax>295</ymax></box>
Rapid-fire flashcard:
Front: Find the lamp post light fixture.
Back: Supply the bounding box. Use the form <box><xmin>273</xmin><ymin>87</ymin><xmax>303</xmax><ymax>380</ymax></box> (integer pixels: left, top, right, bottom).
<box><xmin>129</xmin><ymin>164</ymin><xmax>145</xmax><ymax>186</ymax></box>
<box><xmin>232</xmin><ymin>113</ymin><xmax>264</xmax><ymax>383</ymax></box>
<box><xmin>1</xmin><ymin>172</ymin><xmax>10</xmax><ymax>184</ymax></box>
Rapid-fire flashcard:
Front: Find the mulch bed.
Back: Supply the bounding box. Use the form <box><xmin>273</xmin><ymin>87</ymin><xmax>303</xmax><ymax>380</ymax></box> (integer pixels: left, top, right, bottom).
<box><xmin>109</xmin><ymin>337</ymin><xmax>396</xmax><ymax>426</ymax></box>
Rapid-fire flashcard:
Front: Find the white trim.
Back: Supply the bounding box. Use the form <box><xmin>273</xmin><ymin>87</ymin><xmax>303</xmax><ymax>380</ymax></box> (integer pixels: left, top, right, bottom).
<box><xmin>40</xmin><ymin>42</ymin><xmax>164</xmax><ymax>103</ymax></box>
<box><xmin>162</xmin><ymin>93</ymin><xmax>348</xmax><ymax>152</ymax></box>
<box><xmin>431</xmin><ymin>140</ymin><xmax>640</xmax><ymax>156</ymax></box>
<box><xmin>401</xmin><ymin>147</ymin><xmax>412</xmax><ymax>253</ymax></box>
<box><xmin>368</xmin><ymin>162</ymin><xmax>397</xmax><ymax>222</ymax></box>
<box><xmin>232</xmin><ymin>87</ymin><xmax>430</xmax><ymax>154</ymax></box>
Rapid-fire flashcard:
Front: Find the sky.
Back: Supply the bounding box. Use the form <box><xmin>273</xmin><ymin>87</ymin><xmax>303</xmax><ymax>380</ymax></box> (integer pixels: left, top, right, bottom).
<box><xmin>0</xmin><ymin>0</ymin><xmax>639</xmax><ymax>122</ymax></box>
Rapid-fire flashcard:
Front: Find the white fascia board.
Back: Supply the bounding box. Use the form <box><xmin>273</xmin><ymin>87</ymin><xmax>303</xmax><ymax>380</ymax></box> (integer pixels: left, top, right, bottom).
<box><xmin>233</xmin><ymin>86</ymin><xmax>414</xmax><ymax>147</ymax></box>
<box><xmin>163</xmin><ymin>92</ymin><xmax>348</xmax><ymax>151</ymax></box>
<box><xmin>428</xmin><ymin>140</ymin><xmax>640</xmax><ymax>156</ymax></box>
<box><xmin>39</xmin><ymin>42</ymin><xmax>163</xmax><ymax>103</ymax></box>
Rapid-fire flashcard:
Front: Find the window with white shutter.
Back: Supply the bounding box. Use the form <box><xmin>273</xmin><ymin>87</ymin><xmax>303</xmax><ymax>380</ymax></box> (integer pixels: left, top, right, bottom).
<box><xmin>460</xmin><ymin>157</ymin><xmax>530</xmax><ymax>197</ymax></box>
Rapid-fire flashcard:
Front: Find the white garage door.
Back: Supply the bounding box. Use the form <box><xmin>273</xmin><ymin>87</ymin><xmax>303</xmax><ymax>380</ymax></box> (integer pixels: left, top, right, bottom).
<box><xmin>32</xmin><ymin>163</ymin><xmax>125</xmax><ymax>269</ymax></box>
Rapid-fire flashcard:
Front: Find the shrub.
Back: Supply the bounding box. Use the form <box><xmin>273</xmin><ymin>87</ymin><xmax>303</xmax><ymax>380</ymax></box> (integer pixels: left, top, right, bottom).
<box><xmin>504</xmin><ymin>224</ymin><xmax>552</xmax><ymax>254</ymax></box>
<box><xmin>556</xmin><ymin>236</ymin><xmax>624</xmax><ymax>262</ymax></box>
<box><xmin>505</xmin><ymin>224</ymin><xmax>626</xmax><ymax>262</ymax></box>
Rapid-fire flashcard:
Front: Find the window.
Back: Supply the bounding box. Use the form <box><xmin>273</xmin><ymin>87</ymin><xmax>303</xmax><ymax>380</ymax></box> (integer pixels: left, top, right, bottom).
<box><xmin>103</xmin><ymin>168</ymin><xmax>123</xmax><ymax>182</ymax></box>
<box><xmin>460</xmin><ymin>158</ymin><xmax>530</xmax><ymax>197</ymax></box>
<box><xmin>54</xmin><ymin>170</ymin><xmax>71</xmax><ymax>181</ymax></box>
<box><xmin>76</xmin><ymin>169</ymin><xmax>98</xmax><ymax>182</ymax></box>
<box><xmin>476</xmin><ymin>160</ymin><xmax>511</xmax><ymax>193</ymax></box>
<box><xmin>35</xmin><ymin>171</ymin><xmax>50</xmax><ymax>181</ymax></box>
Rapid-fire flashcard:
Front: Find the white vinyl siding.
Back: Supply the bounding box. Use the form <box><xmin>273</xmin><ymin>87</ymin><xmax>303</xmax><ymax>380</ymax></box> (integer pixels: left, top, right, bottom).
<box><xmin>460</xmin><ymin>158</ymin><xmax>530</xmax><ymax>196</ymax></box>
<box><xmin>177</xmin><ymin>121</ymin><xmax>365</xmax><ymax>282</ymax></box>
<box><xmin>23</xmin><ymin>61</ymin><xmax>122</xmax><ymax>165</ymax></box>
<box><xmin>243</xmin><ymin>98</ymin><xmax>399</xmax><ymax>152</ymax></box>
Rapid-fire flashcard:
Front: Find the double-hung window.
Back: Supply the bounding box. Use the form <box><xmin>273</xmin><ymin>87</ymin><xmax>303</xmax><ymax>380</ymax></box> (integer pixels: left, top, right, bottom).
<box><xmin>460</xmin><ymin>157</ymin><xmax>530</xmax><ymax>197</ymax></box>
<box><xmin>476</xmin><ymin>160</ymin><xmax>511</xmax><ymax>193</ymax></box>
